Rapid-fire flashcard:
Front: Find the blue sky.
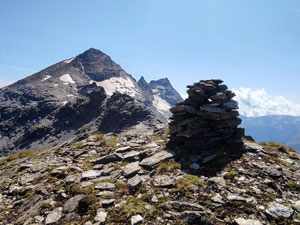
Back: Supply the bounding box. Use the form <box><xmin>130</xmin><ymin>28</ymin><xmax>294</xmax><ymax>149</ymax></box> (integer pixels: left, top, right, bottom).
<box><xmin>1</xmin><ymin>0</ymin><xmax>300</xmax><ymax>116</ymax></box>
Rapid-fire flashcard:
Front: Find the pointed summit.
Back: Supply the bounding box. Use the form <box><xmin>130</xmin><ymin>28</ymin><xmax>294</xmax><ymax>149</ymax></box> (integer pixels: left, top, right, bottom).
<box><xmin>74</xmin><ymin>48</ymin><xmax>123</xmax><ymax>82</ymax></box>
<box><xmin>76</xmin><ymin>48</ymin><xmax>107</xmax><ymax>60</ymax></box>
<box><xmin>149</xmin><ymin>77</ymin><xmax>171</xmax><ymax>87</ymax></box>
<box><xmin>138</xmin><ymin>76</ymin><xmax>154</xmax><ymax>101</ymax></box>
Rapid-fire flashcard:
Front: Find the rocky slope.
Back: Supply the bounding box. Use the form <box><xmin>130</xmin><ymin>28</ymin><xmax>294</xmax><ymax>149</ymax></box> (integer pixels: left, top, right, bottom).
<box><xmin>0</xmin><ymin>125</ymin><xmax>300</xmax><ymax>225</ymax></box>
<box><xmin>0</xmin><ymin>48</ymin><xmax>183</xmax><ymax>156</ymax></box>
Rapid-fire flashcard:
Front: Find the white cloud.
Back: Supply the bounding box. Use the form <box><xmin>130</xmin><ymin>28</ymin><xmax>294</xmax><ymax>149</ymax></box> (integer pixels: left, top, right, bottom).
<box><xmin>0</xmin><ymin>79</ymin><xmax>13</xmax><ymax>88</ymax></box>
<box><xmin>233</xmin><ymin>87</ymin><xmax>300</xmax><ymax>117</ymax></box>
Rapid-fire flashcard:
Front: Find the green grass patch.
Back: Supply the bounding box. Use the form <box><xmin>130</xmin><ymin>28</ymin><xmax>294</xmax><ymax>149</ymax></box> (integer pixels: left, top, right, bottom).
<box><xmin>155</xmin><ymin>161</ymin><xmax>181</xmax><ymax>175</ymax></box>
<box><xmin>223</xmin><ymin>169</ymin><xmax>238</xmax><ymax>180</ymax></box>
<box><xmin>107</xmin><ymin>196</ymin><xmax>147</xmax><ymax>223</ymax></box>
<box><xmin>0</xmin><ymin>150</ymin><xmax>35</xmax><ymax>164</ymax></box>
<box><xmin>269</xmin><ymin>156</ymin><xmax>293</xmax><ymax>169</ymax></box>
<box><xmin>286</xmin><ymin>181</ymin><xmax>300</xmax><ymax>191</ymax></box>
<box><xmin>171</xmin><ymin>175</ymin><xmax>200</xmax><ymax>197</ymax></box>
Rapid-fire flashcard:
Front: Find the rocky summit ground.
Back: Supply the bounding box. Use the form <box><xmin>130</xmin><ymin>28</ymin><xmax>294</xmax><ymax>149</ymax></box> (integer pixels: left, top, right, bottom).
<box><xmin>0</xmin><ymin>123</ymin><xmax>300</xmax><ymax>225</ymax></box>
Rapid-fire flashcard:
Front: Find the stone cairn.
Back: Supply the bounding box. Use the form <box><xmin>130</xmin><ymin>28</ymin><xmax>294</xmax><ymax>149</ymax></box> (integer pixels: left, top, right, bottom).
<box><xmin>169</xmin><ymin>79</ymin><xmax>244</xmax><ymax>163</ymax></box>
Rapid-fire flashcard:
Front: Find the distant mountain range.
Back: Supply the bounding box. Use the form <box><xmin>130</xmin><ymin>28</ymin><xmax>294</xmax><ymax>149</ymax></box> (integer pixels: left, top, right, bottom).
<box><xmin>0</xmin><ymin>48</ymin><xmax>182</xmax><ymax>156</ymax></box>
<box><xmin>1</xmin><ymin>47</ymin><xmax>299</xmax><ymax>156</ymax></box>
<box><xmin>240</xmin><ymin>115</ymin><xmax>300</xmax><ymax>151</ymax></box>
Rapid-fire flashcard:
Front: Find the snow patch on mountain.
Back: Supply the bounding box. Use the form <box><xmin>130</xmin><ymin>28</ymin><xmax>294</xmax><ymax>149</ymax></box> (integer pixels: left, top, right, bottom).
<box><xmin>91</xmin><ymin>76</ymin><xmax>140</xmax><ymax>97</ymax></box>
<box><xmin>64</xmin><ymin>58</ymin><xmax>74</xmax><ymax>64</ymax></box>
<box><xmin>59</xmin><ymin>74</ymin><xmax>76</xmax><ymax>84</ymax></box>
<box><xmin>42</xmin><ymin>75</ymin><xmax>51</xmax><ymax>81</ymax></box>
<box><xmin>152</xmin><ymin>94</ymin><xmax>172</xmax><ymax>115</ymax></box>
<box><xmin>152</xmin><ymin>86</ymin><xmax>164</xmax><ymax>94</ymax></box>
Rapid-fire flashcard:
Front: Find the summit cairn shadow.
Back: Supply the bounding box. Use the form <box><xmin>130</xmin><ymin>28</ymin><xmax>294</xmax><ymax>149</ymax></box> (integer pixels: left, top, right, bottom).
<box><xmin>168</xmin><ymin>79</ymin><xmax>245</xmax><ymax>175</ymax></box>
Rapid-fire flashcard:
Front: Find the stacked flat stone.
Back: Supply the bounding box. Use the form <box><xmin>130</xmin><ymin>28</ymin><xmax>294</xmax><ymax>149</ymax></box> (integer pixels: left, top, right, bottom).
<box><xmin>169</xmin><ymin>79</ymin><xmax>244</xmax><ymax>157</ymax></box>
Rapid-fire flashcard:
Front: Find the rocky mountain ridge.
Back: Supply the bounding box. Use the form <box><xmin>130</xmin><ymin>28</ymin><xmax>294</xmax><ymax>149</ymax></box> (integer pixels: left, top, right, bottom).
<box><xmin>0</xmin><ymin>48</ymin><xmax>182</xmax><ymax>156</ymax></box>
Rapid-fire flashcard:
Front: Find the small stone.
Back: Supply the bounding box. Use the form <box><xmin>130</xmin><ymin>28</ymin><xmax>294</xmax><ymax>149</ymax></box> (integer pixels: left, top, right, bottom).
<box><xmin>153</xmin><ymin>175</ymin><xmax>174</xmax><ymax>187</ymax></box>
<box><xmin>81</xmin><ymin>181</ymin><xmax>94</xmax><ymax>188</ymax></box>
<box><xmin>95</xmin><ymin>183</ymin><xmax>116</xmax><ymax>191</ymax></box>
<box><xmin>143</xmin><ymin>142</ymin><xmax>159</xmax><ymax>149</ymax></box>
<box><xmin>115</xmin><ymin>200</ymin><xmax>127</xmax><ymax>208</ymax></box>
<box><xmin>151</xmin><ymin>195</ymin><xmax>158</xmax><ymax>203</ymax></box>
<box><xmin>212</xmin><ymin>193</ymin><xmax>224</xmax><ymax>204</ymax></box>
<box><xmin>63</xmin><ymin>194</ymin><xmax>84</xmax><ymax>213</ymax></box>
<box><xmin>223</xmin><ymin>100</ymin><xmax>238</xmax><ymax>109</ymax></box>
<box><xmin>123</xmin><ymin>162</ymin><xmax>141</xmax><ymax>177</ymax></box>
<box><xmin>115</xmin><ymin>146</ymin><xmax>131</xmax><ymax>153</ymax></box>
<box><xmin>293</xmin><ymin>200</ymin><xmax>300</xmax><ymax>212</ymax></box>
<box><xmin>45</xmin><ymin>207</ymin><xmax>63</xmax><ymax>224</ymax></box>
<box><xmin>51</xmin><ymin>166</ymin><xmax>69</xmax><ymax>178</ymax></box>
<box><xmin>266</xmin><ymin>201</ymin><xmax>294</xmax><ymax>218</ymax></box>
<box><xmin>111</xmin><ymin>169</ymin><xmax>122</xmax><ymax>178</ymax></box>
<box><xmin>252</xmin><ymin>186</ymin><xmax>262</xmax><ymax>195</ymax></box>
<box><xmin>208</xmin><ymin>176</ymin><xmax>226</xmax><ymax>187</ymax></box>
<box><xmin>8</xmin><ymin>185</ymin><xmax>21</xmax><ymax>195</ymax></box>
<box><xmin>145</xmin><ymin>204</ymin><xmax>153</xmax><ymax>211</ymax></box>
<box><xmin>228</xmin><ymin>194</ymin><xmax>247</xmax><ymax>202</ymax></box>
<box><xmin>209</xmin><ymin>92</ymin><xmax>227</xmax><ymax>102</ymax></box>
<box><xmin>69</xmin><ymin>166</ymin><xmax>83</xmax><ymax>173</ymax></box>
<box><xmin>131</xmin><ymin>215</ymin><xmax>144</xmax><ymax>225</ymax></box>
<box><xmin>34</xmin><ymin>216</ymin><xmax>44</xmax><ymax>223</ymax></box>
<box><xmin>93</xmin><ymin>164</ymin><xmax>104</xmax><ymax>170</ymax></box>
<box><xmin>94</xmin><ymin>210</ymin><xmax>107</xmax><ymax>223</ymax></box>
<box><xmin>166</xmin><ymin>201</ymin><xmax>205</xmax><ymax>211</ymax></box>
<box><xmin>265</xmin><ymin>166</ymin><xmax>282</xmax><ymax>177</ymax></box>
<box><xmin>128</xmin><ymin>175</ymin><xmax>142</xmax><ymax>189</ymax></box>
<box><xmin>189</xmin><ymin>163</ymin><xmax>200</xmax><ymax>170</ymax></box>
<box><xmin>64</xmin><ymin>174</ymin><xmax>80</xmax><ymax>185</ymax></box>
<box><xmin>100</xmin><ymin>167</ymin><xmax>114</xmax><ymax>176</ymax></box>
<box><xmin>92</xmin><ymin>154</ymin><xmax>122</xmax><ymax>164</ymax></box>
<box><xmin>61</xmin><ymin>192</ymin><xmax>67</xmax><ymax>198</ymax></box>
<box><xmin>123</xmin><ymin>151</ymin><xmax>140</xmax><ymax>162</ymax></box>
<box><xmin>139</xmin><ymin>151</ymin><xmax>174</xmax><ymax>169</ymax></box>
<box><xmin>96</xmin><ymin>191</ymin><xmax>115</xmax><ymax>197</ymax></box>
<box><xmin>18</xmin><ymin>164</ymin><xmax>33</xmax><ymax>172</ymax></box>
<box><xmin>19</xmin><ymin>174</ymin><xmax>35</xmax><ymax>185</ymax></box>
<box><xmin>234</xmin><ymin>218</ymin><xmax>263</xmax><ymax>225</ymax></box>
<box><xmin>81</xmin><ymin>170</ymin><xmax>102</xmax><ymax>181</ymax></box>
<box><xmin>244</xmin><ymin>142</ymin><xmax>264</xmax><ymax>152</ymax></box>
<box><xmin>101</xmin><ymin>199</ymin><xmax>116</xmax><ymax>207</ymax></box>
